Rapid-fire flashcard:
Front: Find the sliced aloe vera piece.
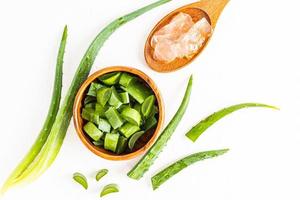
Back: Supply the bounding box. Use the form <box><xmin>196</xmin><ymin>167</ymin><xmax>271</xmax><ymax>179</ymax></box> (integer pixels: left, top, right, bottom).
<box><xmin>84</xmin><ymin>102</ymin><xmax>95</xmax><ymax>109</ymax></box>
<box><xmin>104</xmin><ymin>133</ymin><xmax>119</xmax><ymax>152</ymax></box>
<box><xmin>83</xmin><ymin>122</ymin><xmax>103</xmax><ymax>141</ymax></box>
<box><xmin>119</xmin><ymin>123</ymin><xmax>140</xmax><ymax>138</ymax></box>
<box><xmin>98</xmin><ymin>118</ymin><xmax>111</xmax><ymax>133</ymax></box>
<box><xmin>120</xmin><ymin>92</ymin><xmax>130</xmax><ymax>104</ymax></box>
<box><xmin>141</xmin><ymin>95</ymin><xmax>155</xmax><ymax>119</ymax></box>
<box><xmin>95</xmin><ymin>103</ymin><xmax>108</xmax><ymax>117</ymax></box>
<box><xmin>97</xmin><ymin>87</ymin><xmax>112</xmax><ymax>106</ymax></box>
<box><xmin>99</xmin><ymin>72</ymin><xmax>121</xmax><ymax>85</ymax></box>
<box><xmin>144</xmin><ymin>116</ymin><xmax>157</xmax><ymax>131</ymax></box>
<box><xmin>108</xmin><ymin>87</ymin><xmax>123</xmax><ymax>108</ymax></box>
<box><xmin>87</xmin><ymin>82</ymin><xmax>103</xmax><ymax>97</ymax></box>
<box><xmin>84</xmin><ymin>96</ymin><xmax>96</xmax><ymax>105</ymax></box>
<box><xmin>96</xmin><ymin>169</ymin><xmax>108</xmax><ymax>181</ymax></box>
<box><xmin>81</xmin><ymin>108</ymin><xmax>100</xmax><ymax>125</ymax></box>
<box><xmin>105</xmin><ymin>107</ymin><xmax>124</xmax><ymax>129</ymax></box>
<box><xmin>128</xmin><ymin>131</ymin><xmax>145</xmax><ymax>150</ymax></box>
<box><xmin>121</xmin><ymin>107</ymin><xmax>141</xmax><ymax>126</ymax></box>
<box><xmin>116</xmin><ymin>136</ymin><xmax>128</xmax><ymax>154</ymax></box>
<box><xmin>73</xmin><ymin>172</ymin><xmax>88</xmax><ymax>189</ymax></box>
<box><xmin>100</xmin><ymin>184</ymin><xmax>119</xmax><ymax>197</ymax></box>
<box><xmin>119</xmin><ymin>73</ymin><xmax>137</xmax><ymax>87</ymax></box>
<box><xmin>126</xmin><ymin>81</ymin><xmax>152</xmax><ymax>104</ymax></box>
<box><xmin>93</xmin><ymin>140</ymin><xmax>104</xmax><ymax>147</ymax></box>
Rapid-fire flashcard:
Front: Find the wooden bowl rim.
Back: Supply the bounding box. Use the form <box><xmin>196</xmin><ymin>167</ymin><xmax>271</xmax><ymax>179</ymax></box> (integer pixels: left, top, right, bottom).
<box><xmin>73</xmin><ymin>66</ymin><xmax>165</xmax><ymax>161</ymax></box>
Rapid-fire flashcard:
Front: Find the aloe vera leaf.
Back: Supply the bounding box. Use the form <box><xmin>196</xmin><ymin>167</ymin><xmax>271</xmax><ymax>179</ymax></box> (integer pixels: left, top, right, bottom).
<box><xmin>151</xmin><ymin>149</ymin><xmax>229</xmax><ymax>190</ymax></box>
<box><xmin>9</xmin><ymin>0</ymin><xmax>172</xmax><ymax>187</ymax></box>
<box><xmin>73</xmin><ymin>172</ymin><xmax>88</xmax><ymax>189</ymax></box>
<box><xmin>96</xmin><ymin>169</ymin><xmax>108</xmax><ymax>181</ymax></box>
<box><xmin>128</xmin><ymin>131</ymin><xmax>145</xmax><ymax>150</ymax></box>
<box><xmin>186</xmin><ymin>103</ymin><xmax>279</xmax><ymax>142</ymax></box>
<box><xmin>100</xmin><ymin>184</ymin><xmax>119</xmax><ymax>197</ymax></box>
<box><xmin>127</xmin><ymin>75</ymin><xmax>193</xmax><ymax>180</ymax></box>
<box><xmin>0</xmin><ymin>26</ymin><xmax>67</xmax><ymax>194</ymax></box>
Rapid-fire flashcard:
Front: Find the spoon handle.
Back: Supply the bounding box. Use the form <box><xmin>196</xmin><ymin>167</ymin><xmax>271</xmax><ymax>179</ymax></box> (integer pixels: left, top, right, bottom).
<box><xmin>190</xmin><ymin>0</ymin><xmax>229</xmax><ymax>28</ymax></box>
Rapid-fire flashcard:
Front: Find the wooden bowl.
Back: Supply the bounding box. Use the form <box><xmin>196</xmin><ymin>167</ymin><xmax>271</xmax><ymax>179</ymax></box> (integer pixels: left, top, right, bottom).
<box><xmin>73</xmin><ymin>66</ymin><xmax>164</xmax><ymax>161</ymax></box>
<box><xmin>145</xmin><ymin>0</ymin><xmax>229</xmax><ymax>72</ymax></box>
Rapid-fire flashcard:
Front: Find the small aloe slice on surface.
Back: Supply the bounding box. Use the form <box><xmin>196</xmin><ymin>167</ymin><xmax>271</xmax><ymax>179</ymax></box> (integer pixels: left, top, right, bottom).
<box><xmin>128</xmin><ymin>131</ymin><xmax>145</xmax><ymax>150</ymax></box>
<box><xmin>100</xmin><ymin>184</ymin><xmax>119</xmax><ymax>197</ymax></box>
<box><xmin>96</xmin><ymin>169</ymin><xmax>108</xmax><ymax>181</ymax></box>
<box><xmin>151</xmin><ymin>149</ymin><xmax>229</xmax><ymax>190</ymax></box>
<box><xmin>73</xmin><ymin>172</ymin><xmax>88</xmax><ymax>190</ymax></box>
<box><xmin>185</xmin><ymin>103</ymin><xmax>279</xmax><ymax>142</ymax></box>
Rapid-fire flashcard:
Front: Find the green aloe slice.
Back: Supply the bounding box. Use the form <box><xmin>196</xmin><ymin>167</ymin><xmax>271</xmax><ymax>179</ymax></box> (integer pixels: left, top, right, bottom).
<box><xmin>105</xmin><ymin>107</ymin><xmax>124</xmax><ymax>129</ymax></box>
<box><xmin>126</xmin><ymin>81</ymin><xmax>152</xmax><ymax>104</ymax></box>
<box><xmin>151</xmin><ymin>149</ymin><xmax>229</xmax><ymax>190</ymax></box>
<box><xmin>119</xmin><ymin>123</ymin><xmax>140</xmax><ymax>138</ymax></box>
<box><xmin>128</xmin><ymin>75</ymin><xmax>193</xmax><ymax>180</ymax></box>
<box><xmin>73</xmin><ymin>172</ymin><xmax>88</xmax><ymax>190</ymax></box>
<box><xmin>84</xmin><ymin>96</ymin><xmax>96</xmax><ymax>105</ymax></box>
<box><xmin>97</xmin><ymin>87</ymin><xmax>112</xmax><ymax>106</ymax></box>
<box><xmin>84</xmin><ymin>102</ymin><xmax>95</xmax><ymax>109</ymax></box>
<box><xmin>83</xmin><ymin>122</ymin><xmax>103</xmax><ymax>141</ymax></box>
<box><xmin>98</xmin><ymin>118</ymin><xmax>111</xmax><ymax>133</ymax></box>
<box><xmin>99</xmin><ymin>72</ymin><xmax>121</xmax><ymax>85</ymax></box>
<box><xmin>93</xmin><ymin>140</ymin><xmax>104</xmax><ymax>147</ymax></box>
<box><xmin>121</xmin><ymin>107</ymin><xmax>141</xmax><ymax>126</ymax></box>
<box><xmin>144</xmin><ymin>116</ymin><xmax>157</xmax><ymax>131</ymax></box>
<box><xmin>96</xmin><ymin>169</ymin><xmax>108</xmax><ymax>181</ymax></box>
<box><xmin>186</xmin><ymin>103</ymin><xmax>279</xmax><ymax>142</ymax></box>
<box><xmin>119</xmin><ymin>73</ymin><xmax>137</xmax><ymax>87</ymax></box>
<box><xmin>95</xmin><ymin>103</ymin><xmax>108</xmax><ymax>117</ymax></box>
<box><xmin>120</xmin><ymin>92</ymin><xmax>130</xmax><ymax>104</ymax></box>
<box><xmin>141</xmin><ymin>95</ymin><xmax>155</xmax><ymax>119</ymax></box>
<box><xmin>87</xmin><ymin>82</ymin><xmax>103</xmax><ymax>97</ymax></box>
<box><xmin>128</xmin><ymin>131</ymin><xmax>145</xmax><ymax>150</ymax></box>
<box><xmin>116</xmin><ymin>136</ymin><xmax>128</xmax><ymax>154</ymax></box>
<box><xmin>100</xmin><ymin>184</ymin><xmax>119</xmax><ymax>197</ymax></box>
<box><xmin>104</xmin><ymin>133</ymin><xmax>119</xmax><ymax>152</ymax></box>
<box><xmin>81</xmin><ymin>108</ymin><xmax>100</xmax><ymax>125</ymax></box>
<box><xmin>108</xmin><ymin>87</ymin><xmax>123</xmax><ymax>108</ymax></box>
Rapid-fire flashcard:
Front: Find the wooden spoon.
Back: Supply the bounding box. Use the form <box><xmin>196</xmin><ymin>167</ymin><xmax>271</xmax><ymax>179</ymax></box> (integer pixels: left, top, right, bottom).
<box><xmin>145</xmin><ymin>0</ymin><xmax>229</xmax><ymax>72</ymax></box>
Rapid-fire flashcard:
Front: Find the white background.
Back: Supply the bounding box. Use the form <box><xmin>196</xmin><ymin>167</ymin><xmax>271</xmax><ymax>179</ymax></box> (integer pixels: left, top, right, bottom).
<box><xmin>0</xmin><ymin>0</ymin><xmax>300</xmax><ymax>199</ymax></box>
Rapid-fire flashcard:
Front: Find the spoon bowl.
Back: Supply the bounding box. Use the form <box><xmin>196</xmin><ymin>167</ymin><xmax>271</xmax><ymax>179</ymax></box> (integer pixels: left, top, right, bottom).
<box><xmin>145</xmin><ymin>0</ymin><xmax>229</xmax><ymax>72</ymax></box>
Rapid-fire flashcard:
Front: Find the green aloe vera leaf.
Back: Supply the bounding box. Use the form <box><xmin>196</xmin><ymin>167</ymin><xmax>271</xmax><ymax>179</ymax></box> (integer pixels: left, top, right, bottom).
<box><xmin>141</xmin><ymin>95</ymin><xmax>155</xmax><ymax>119</ymax></box>
<box><xmin>186</xmin><ymin>103</ymin><xmax>279</xmax><ymax>142</ymax></box>
<box><xmin>98</xmin><ymin>118</ymin><xmax>111</xmax><ymax>133</ymax></box>
<box><xmin>121</xmin><ymin>107</ymin><xmax>141</xmax><ymax>126</ymax></box>
<box><xmin>100</xmin><ymin>184</ymin><xmax>119</xmax><ymax>197</ymax></box>
<box><xmin>105</xmin><ymin>107</ymin><xmax>124</xmax><ymax>129</ymax></box>
<box><xmin>97</xmin><ymin>87</ymin><xmax>112</xmax><ymax>106</ymax></box>
<box><xmin>0</xmin><ymin>26</ymin><xmax>67</xmax><ymax>194</ymax></box>
<box><xmin>87</xmin><ymin>82</ymin><xmax>103</xmax><ymax>97</ymax></box>
<box><xmin>99</xmin><ymin>72</ymin><xmax>121</xmax><ymax>85</ymax></box>
<box><xmin>96</xmin><ymin>169</ymin><xmax>108</xmax><ymax>181</ymax></box>
<box><xmin>73</xmin><ymin>172</ymin><xmax>88</xmax><ymax>190</ymax></box>
<box><xmin>119</xmin><ymin>123</ymin><xmax>140</xmax><ymax>138</ymax></box>
<box><xmin>127</xmin><ymin>75</ymin><xmax>193</xmax><ymax>180</ymax></box>
<box><xmin>3</xmin><ymin>0</ymin><xmax>172</xmax><ymax>191</ymax></box>
<box><xmin>151</xmin><ymin>149</ymin><xmax>229</xmax><ymax>190</ymax></box>
<box><xmin>83</xmin><ymin>122</ymin><xmax>103</xmax><ymax>141</ymax></box>
<box><xmin>104</xmin><ymin>133</ymin><xmax>119</xmax><ymax>152</ymax></box>
<box><xmin>128</xmin><ymin>131</ymin><xmax>145</xmax><ymax>150</ymax></box>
